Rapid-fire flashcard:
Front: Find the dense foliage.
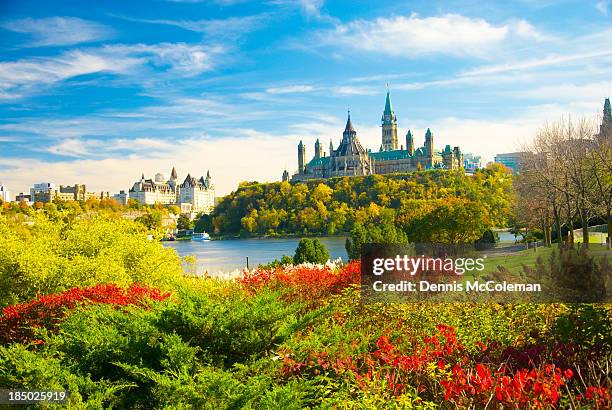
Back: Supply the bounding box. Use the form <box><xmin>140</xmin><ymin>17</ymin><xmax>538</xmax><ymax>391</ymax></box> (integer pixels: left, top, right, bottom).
<box><xmin>293</xmin><ymin>238</ymin><xmax>330</xmax><ymax>264</ymax></box>
<box><xmin>1</xmin><ymin>260</ymin><xmax>610</xmax><ymax>408</ymax></box>
<box><xmin>202</xmin><ymin>166</ymin><xmax>513</xmax><ymax>240</ymax></box>
<box><xmin>0</xmin><ymin>212</ymin><xmax>183</xmax><ymax>307</ymax></box>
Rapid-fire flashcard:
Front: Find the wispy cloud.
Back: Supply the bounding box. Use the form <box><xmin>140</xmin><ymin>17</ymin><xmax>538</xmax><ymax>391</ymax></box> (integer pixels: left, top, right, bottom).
<box><xmin>313</xmin><ymin>13</ymin><xmax>547</xmax><ymax>58</ymax></box>
<box><xmin>265</xmin><ymin>84</ymin><xmax>314</xmax><ymax>94</ymax></box>
<box><xmin>113</xmin><ymin>14</ymin><xmax>269</xmax><ymax>41</ymax></box>
<box><xmin>596</xmin><ymin>0</ymin><xmax>611</xmax><ymax>14</ymax></box>
<box><xmin>0</xmin><ymin>43</ymin><xmax>224</xmax><ymax>100</ymax></box>
<box><xmin>0</xmin><ymin>50</ymin><xmax>139</xmax><ymax>99</ymax></box>
<box><xmin>166</xmin><ymin>0</ymin><xmax>247</xmax><ymax>4</ymax></box>
<box><xmin>331</xmin><ymin>86</ymin><xmax>377</xmax><ymax>96</ymax></box>
<box><xmin>1</xmin><ymin>16</ymin><xmax>113</xmax><ymax>47</ymax></box>
<box><xmin>463</xmin><ymin>49</ymin><xmax>612</xmax><ymax>76</ymax></box>
<box><xmin>269</xmin><ymin>0</ymin><xmax>337</xmax><ymax>23</ymax></box>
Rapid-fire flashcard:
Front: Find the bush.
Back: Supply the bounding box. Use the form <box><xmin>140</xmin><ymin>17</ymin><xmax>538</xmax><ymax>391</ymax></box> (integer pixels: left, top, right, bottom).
<box><xmin>475</xmin><ymin>228</ymin><xmax>499</xmax><ymax>249</ymax></box>
<box><xmin>0</xmin><ymin>284</ymin><xmax>171</xmax><ymax>345</ymax></box>
<box><xmin>0</xmin><ymin>213</ymin><xmax>183</xmax><ymax>307</ymax></box>
<box><xmin>293</xmin><ymin>238</ymin><xmax>330</xmax><ymax>264</ymax></box>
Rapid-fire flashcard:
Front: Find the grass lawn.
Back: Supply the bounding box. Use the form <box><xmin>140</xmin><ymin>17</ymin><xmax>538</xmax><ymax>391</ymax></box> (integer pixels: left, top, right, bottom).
<box><xmin>575</xmin><ymin>232</ymin><xmax>609</xmax><ymax>244</ymax></box>
<box><xmin>474</xmin><ymin>244</ymin><xmax>611</xmax><ymax>278</ymax></box>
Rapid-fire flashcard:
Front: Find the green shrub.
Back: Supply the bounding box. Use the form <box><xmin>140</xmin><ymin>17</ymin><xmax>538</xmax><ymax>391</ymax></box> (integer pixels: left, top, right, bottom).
<box><xmin>0</xmin><ymin>213</ymin><xmax>183</xmax><ymax>307</ymax></box>
<box><xmin>293</xmin><ymin>238</ymin><xmax>330</xmax><ymax>264</ymax></box>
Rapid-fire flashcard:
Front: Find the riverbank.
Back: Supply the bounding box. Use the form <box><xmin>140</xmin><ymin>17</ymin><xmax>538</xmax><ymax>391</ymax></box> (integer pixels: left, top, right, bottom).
<box><xmin>162</xmin><ymin>236</ymin><xmax>348</xmax><ymax>275</ymax></box>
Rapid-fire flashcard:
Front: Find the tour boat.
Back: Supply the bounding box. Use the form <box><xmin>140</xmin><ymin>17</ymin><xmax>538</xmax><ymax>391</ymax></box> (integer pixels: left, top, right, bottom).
<box><xmin>191</xmin><ymin>232</ymin><xmax>211</xmax><ymax>241</ymax></box>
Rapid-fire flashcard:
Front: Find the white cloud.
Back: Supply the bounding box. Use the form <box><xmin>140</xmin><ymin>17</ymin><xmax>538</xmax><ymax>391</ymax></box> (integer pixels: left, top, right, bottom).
<box><xmin>265</xmin><ymin>85</ymin><xmax>314</xmax><ymax>94</ymax></box>
<box><xmin>331</xmin><ymin>86</ymin><xmax>377</xmax><ymax>96</ymax></box>
<box><xmin>1</xmin><ymin>17</ymin><xmax>112</xmax><ymax>47</ymax></box>
<box><xmin>297</xmin><ymin>0</ymin><xmax>325</xmax><ymax>19</ymax></box>
<box><xmin>0</xmin><ymin>50</ymin><xmax>139</xmax><ymax>99</ymax></box>
<box><xmin>0</xmin><ymin>134</ymin><xmax>299</xmax><ymax>197</ymax></box>
<box><xmin>316</xmin><ymin>13</ymin><xmax>546</xmax><ymax>58</ymax></box>
<box><xmin>0</xmin><ymin>43</ymin><xmax>224</xmax><ymax>99</ymax></box>
<box><xmin>113</xmin><ymin>14</ymin><xmax>268</xmax><ymax>40</ymax></box>
<box><xmin>506</xmin><ymin>81</ymin><xmax>612</xmax><ymax>103</ymax></box>
<box><xmin>270</xmin><ymin>0</ymin><xmax>330</xmax><ymax>19</ymax></box>
<box><xmin>102</xmin><ymin>43</ymin><xmax>224</xmax><ymax>76</ymax></box>
<box><xmin>167</xmin><ymin>0</ymin><xmax>246</xmax><ymax>4</ymax></box>
<box><xmin>463</xmin><ymin>49</ymin><xmax>612</xmax><ymax>76</ymax></box>
<box><xmin>596</xmin><ymin>0</ymin><xmax>611</xmax><ymax>14</ymax></box>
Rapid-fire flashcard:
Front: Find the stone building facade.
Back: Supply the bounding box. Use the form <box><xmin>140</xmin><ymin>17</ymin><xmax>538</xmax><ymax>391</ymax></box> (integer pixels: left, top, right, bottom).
<box><xmin>291</xmin><ymin>91</ymin><xmax>463</xmax><ymax>182</ymax></box>
<box><xmin>128</xmin><ymin>166</ymin><xmax>215</xmax><ymax>214</ymax></box>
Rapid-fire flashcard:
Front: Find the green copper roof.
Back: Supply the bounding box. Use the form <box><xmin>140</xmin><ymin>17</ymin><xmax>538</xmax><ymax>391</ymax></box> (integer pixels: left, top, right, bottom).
<box><xmin>605</xmin><ymin>98</ymin><xmax>611</xmax><ymax>119</ymax></box>
<box><xmin>370</xmin><ymin>149</ymin><xmax>413</xmax><ymax>161</ymax></box>
<box><xmin>306</xmin><ymin>156</ymin><xmax>331</xmax><ymax>167</ymax></box>
<box><xmin>384</xmin><ymin>91</ymin><xmax>393</xmax><ymax>116</ymax></box>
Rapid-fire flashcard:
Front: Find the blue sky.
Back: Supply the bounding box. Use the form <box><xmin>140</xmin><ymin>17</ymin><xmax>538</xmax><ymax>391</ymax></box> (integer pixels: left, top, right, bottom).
<box><xmin>0</xmin><ymin>0</ymin><xmax>611</xmax><ymax>195</ymax></box>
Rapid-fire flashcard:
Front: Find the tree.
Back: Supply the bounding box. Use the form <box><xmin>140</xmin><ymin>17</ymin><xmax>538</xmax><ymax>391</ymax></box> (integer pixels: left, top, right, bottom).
<box><xmin>177</xmin><ymin>214</ymin><xmax>193</xmax><ymax>230</ymax></box>
<box><xmin>475</xmin><ymin>229</ymin><xmax>499</xmax><ymax>250</ymax></box>
<box><xmin>168</xmin><ymin>205</ymin><xmax>181</xmax><ymax>215</ymax></box>
<box><xmin>523</xmin><ymin>117</ymin><xmax>600</xmax><ymax>248</ymax></box>
<box><xmin>293</xmin><ymin>238</ymin><xmax>330</xmax><ymax>264</ymax></box>
<box><xmin>407</xmin><ymin>198</ymin><xmax>491</xmax><ymax>244</ymax></box>
<box><xmin>135</xmin><ymin>211</ymin><xmax>162</xmax><ymax>230</ymax></box>
<box><xmin>345</xmin><ymin>223</ymin><xmax>368</xmax><ymax>260</ymax></box>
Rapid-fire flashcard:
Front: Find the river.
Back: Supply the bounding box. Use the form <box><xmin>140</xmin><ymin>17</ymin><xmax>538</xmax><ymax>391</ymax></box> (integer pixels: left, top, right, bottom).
<box><xmin>162</xmin><ymin>236</ymin><xmax>348</xmax><ymax>275</ymax></box>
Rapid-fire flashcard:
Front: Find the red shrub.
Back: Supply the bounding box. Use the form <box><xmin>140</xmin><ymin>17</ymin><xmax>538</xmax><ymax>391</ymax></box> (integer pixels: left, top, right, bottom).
<box><xmin>0</xmin><ymin>284</ymin><xmax>171</xmax><ymax>344</ymax></box>
<box><xmin>238</xmin><ymin>260</ymin><xmax>360</xmax><ymax>301</ymax></box>
<box><xmin>281</xmin><ymin>324</ymin><xmax>601</xmax><ymax>407</ymax></box>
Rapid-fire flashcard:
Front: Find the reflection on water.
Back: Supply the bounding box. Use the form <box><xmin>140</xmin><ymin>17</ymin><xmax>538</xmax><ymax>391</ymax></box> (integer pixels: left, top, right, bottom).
<box><xmin>163</xmin><ymin>237</ymin><xmax>348</xmax><ymax>275</ymax></box>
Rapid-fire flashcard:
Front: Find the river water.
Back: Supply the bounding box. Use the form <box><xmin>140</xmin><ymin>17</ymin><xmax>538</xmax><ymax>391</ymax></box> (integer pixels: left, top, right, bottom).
<box><xmin>162</xmin><ymin>237</ymin><xmax>348</xmax><ymax>275</ymax></box>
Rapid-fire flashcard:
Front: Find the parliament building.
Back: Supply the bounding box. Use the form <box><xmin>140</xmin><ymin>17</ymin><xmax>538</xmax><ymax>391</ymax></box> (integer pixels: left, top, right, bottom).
<box><xmin>289</xmin><ymin>91</ymin><xmax>463</xmax><ymax>182</ymax></box>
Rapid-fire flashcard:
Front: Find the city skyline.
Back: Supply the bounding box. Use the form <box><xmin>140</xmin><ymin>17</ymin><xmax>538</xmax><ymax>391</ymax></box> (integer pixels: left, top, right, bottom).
<box><xmin>1</xmin><ymin>0</ymin><xmax>612</xmax><ymax>195</ymax></box>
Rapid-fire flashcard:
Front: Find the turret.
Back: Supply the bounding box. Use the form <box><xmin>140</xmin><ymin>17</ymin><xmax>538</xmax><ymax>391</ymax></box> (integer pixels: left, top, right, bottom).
<box><xmin>406</xmin><ymin>130</ymin><xmax>414</xmax><ymax>155</ymax></box>
<box><xmin>170</xmin><ymin>166</ymin><xmax>177</xmax><ymax>180</ymax></box>
<box><xmin>314</xmin><ymin>138</ymin><xmax>322</xmax><ymax>159</ymax></box>
<box><xmin>298</xmin><ymin>140</ymin><xmax>306</xmax><ymax>173</ymax></box>
<box><xmin>424</xmin><ymin>128</ymin><xmax>434</xmax><ymax>167</ymax></box>
<box><xmin>453</xmin><ymin>147</ymin><xmax>462</xmax><ymax>169</ymax></box>
<box><xmin>329</xmin><ymin>139</ymin><xmax>334</xmax><ymax>156</ymax></box>
<box><xmin>425</xmin><ymin>128</ymin><xmax>433</xmax><ymax>157</ymax></box>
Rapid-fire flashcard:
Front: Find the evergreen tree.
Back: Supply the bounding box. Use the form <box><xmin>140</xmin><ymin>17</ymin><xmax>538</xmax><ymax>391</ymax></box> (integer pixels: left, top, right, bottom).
<box><xmin>294</xmin><ymin>238</ymin><xmax>329</xmax><ymax>264</ymax></box>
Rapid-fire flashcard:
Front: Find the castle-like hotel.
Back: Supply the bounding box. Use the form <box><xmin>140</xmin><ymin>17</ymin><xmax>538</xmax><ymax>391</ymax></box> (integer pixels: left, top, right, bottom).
<box><xmin>123</xmin><ymin>167</ymin><xmax>215</xmax><ymax>214</ymax></box>
<box><xmin>289</xmin><ymin>91</ymin><xmax>463</xmax><ymax>181</ymax></box>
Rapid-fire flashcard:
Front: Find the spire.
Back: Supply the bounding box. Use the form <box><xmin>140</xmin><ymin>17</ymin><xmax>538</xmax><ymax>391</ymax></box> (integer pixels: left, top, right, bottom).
<box><xmin>170</xmin><ymin>166</ymin><xmax>177</xmax><ymax>180</ymax></box>
<box><xmin>206</xmin><ymin>170</ymin><xmax>211</xmax><ymax>179</ymax></box>
<box><xmin>141</xmin><ymin>172</ymin><xmax>145</xmax><ymax>180</ymax></box>
<box><xmin>425</xmin><ymin>128</ymin><xmax>432</xmax><ymax>139</ymax></box>
<box><xmin>384</xmin><ymin>89</ymin><xmax>393</xmax><ymax>116</ymax></box>
<box><xmin>604</xmin><ymin>97</ymin><xmax>612</xmax><ymax>119</ymax></box>
<box><xmin>344</xmin><ymin>109</ymin><xmax>355</xmax><ymax>133</ymax></box>
<box><xmin>329</xmin><ymin>138</ymin><xmax>334</xmax><ymax>153</ymax></box>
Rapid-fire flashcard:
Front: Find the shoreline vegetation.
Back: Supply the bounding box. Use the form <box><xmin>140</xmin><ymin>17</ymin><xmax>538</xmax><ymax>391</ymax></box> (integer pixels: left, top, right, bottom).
<box><xmin>0</xmin><ymin>211</ymin><xmax>610</xmax><ymax>407</ymax></box>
